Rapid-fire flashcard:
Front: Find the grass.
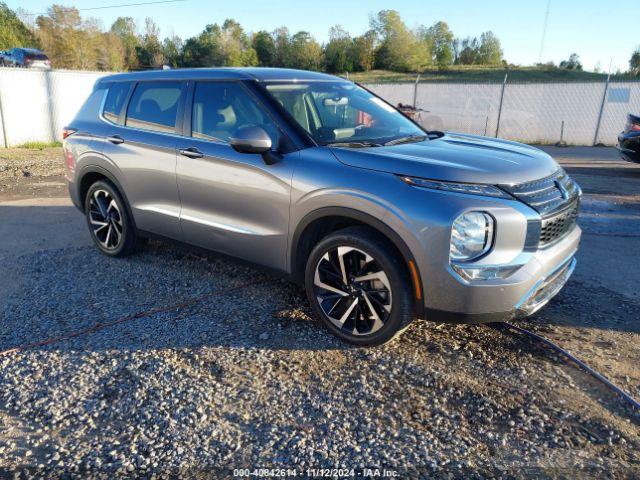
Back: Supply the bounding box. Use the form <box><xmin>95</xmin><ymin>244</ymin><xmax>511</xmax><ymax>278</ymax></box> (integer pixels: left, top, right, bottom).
<box><xmin>14</xmin><ymin>140</ymin><xmax>62</xmax><ymax>149</ymax></box>
<box><xmin>345</xmin><ymin>67</ymin><xmax>639</xmax><ymax>84</ymax></box>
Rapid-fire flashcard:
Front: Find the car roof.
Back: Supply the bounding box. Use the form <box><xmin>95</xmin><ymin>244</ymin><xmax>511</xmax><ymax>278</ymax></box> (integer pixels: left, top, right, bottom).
<box><xmin>97</xmin><ymin>67</ymin><xmax>347</xmax><ymax>85</ymax></box>
<box><xmin>18</xmin><ymin>48</ymin><xmax>45</xmax><ymax>54</ymax></box>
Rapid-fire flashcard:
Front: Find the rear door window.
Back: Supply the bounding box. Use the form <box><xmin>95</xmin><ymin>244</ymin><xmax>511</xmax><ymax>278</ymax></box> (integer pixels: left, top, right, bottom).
<box><xmin>103</xmin><ymin>82</ymin><xmax>132</xmax><ymax>124</ymax></box>
<box><xmin>126</xmin><ymin>81</ymin><xmax>184</xmax><ymax>133</ymax></box>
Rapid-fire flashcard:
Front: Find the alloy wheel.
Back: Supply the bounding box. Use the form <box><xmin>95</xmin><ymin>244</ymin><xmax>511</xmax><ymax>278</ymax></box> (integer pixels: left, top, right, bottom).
<box><xmin>313</xmin><ymin>246</ymin><xmax>392</xmax><ymax>336</ymax></box>
<box><xmin>88</xmin><ymin>189</ymin><xmax>123</xmax><ymax>250</ymax></box>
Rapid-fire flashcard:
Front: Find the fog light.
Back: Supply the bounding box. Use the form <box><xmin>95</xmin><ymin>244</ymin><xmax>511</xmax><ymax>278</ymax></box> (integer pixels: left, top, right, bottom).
<box><xmin>451</xmin><ymin>263</ymin><xmax>522</xmax><ymax>281</ymax></box>
<box><xmin>450</xmin><ymin>211</ymin><xmax>494</xmax><ymax>261</ymax></box>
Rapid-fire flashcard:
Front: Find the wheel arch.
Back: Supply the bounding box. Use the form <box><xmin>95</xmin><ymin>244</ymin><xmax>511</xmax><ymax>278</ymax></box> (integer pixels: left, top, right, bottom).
<box><xmin>291</xmin><ymin>207</ymin><xmax>424</xmax><ymax>318</ymax></box>
<box><xmin>77</xmin><ymin>165</ymin><xmax>137</xmax><ymax>230</ymax></box>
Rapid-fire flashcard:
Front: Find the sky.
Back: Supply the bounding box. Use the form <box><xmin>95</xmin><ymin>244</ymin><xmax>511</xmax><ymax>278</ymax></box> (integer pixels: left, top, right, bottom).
<box><xmin>10</xmin><ymin>0</ymin><xmax>637</xmax><ymax>73</ymax></box>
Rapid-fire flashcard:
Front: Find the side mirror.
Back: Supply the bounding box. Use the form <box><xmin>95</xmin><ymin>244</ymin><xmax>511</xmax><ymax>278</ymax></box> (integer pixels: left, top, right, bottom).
<box><xmin>229</xmin><ymin>126</ymin><xmax>272</xmax><ymax>154</ymax></box>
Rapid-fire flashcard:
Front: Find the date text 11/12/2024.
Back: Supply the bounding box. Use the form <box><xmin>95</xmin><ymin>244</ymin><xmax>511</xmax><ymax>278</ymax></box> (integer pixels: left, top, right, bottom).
<box><xmin>233</xmin><ymin>468</ymin><xmax>399</xmax><ymax>477</ymax></box>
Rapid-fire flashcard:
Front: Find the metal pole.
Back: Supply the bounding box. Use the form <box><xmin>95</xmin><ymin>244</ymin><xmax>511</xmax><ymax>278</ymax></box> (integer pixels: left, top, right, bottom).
<box><xmin>495</xmin><ymin>73</ymin><xmax>508</xmax><ymax>138</ymax></box>
<box><xmin>593</xmin><ymin>72</ymin><xmax>610</xmax><ymax>146</ymax></box>
<box><xmin>556</xmin><ymin>120</ymin><xmax>566</xmax><ymax>147</ymax></box>
<box><xmin>0</xmin><ymin>76</ymin><xmax>7</xmax><ymax>148</ymax></box>
<box><xmin>412</xmin><ymin>73</ymin><xmax>421</xmax><ymax>108</ymax></box>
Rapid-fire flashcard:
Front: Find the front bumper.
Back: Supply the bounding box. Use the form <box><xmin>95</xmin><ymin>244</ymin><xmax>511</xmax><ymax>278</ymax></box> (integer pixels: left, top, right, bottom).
<box><xmin>515</xmin><ymin>255</ymin><xmax>576</xmax><ymax>316</ymax></box>
<box><xmin>422</xmin><ymin>224</ymin><xmax>581</xmax><ymax>324</ymax></box>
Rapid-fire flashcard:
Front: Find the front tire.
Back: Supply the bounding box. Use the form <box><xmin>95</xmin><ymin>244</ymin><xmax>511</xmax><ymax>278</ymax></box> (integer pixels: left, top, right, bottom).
<box><xmin>84</xmin><ymin>180</ymin><xmax>141</xmax><ymax>257</ymax></box>
<box><xmin>304</xmin><ymin>226</ymin><xmax>415</xmax><ymax>346</ymax></box>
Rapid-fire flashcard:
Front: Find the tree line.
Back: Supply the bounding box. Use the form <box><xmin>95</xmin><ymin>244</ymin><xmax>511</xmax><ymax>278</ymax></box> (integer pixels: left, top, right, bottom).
<box><xmin>2</xmin><ymin>4</ymin><xmax>504</xmax><ymax>72</ymax></box>
<box><xmin>1</xmin><ymin>3</ymin><xmax>639</xmax><ymax>76</ymax></box>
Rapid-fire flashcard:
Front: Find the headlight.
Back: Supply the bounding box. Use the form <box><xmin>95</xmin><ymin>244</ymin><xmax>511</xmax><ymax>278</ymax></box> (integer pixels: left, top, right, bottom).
<box><xmin>450</xmin><ymin>211</ymin><xmax>494</xmax><ymax>261</ymax></box>
<box><xmin>400</xmin><ymin>176</ymin><xmax>511</xmax><ymax>199</ymax></box>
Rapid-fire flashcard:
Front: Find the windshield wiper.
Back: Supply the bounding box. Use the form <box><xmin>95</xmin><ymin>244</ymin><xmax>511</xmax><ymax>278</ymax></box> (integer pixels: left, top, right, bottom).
<box><xmin>326</xmin><ymin>141</ymin><xmax>382</xmax><ymax>148</ymax></box>
<box><xmin>383</xmin><ymin>134</ymin><xmax>428</xmax><ymax>146</ymax></box>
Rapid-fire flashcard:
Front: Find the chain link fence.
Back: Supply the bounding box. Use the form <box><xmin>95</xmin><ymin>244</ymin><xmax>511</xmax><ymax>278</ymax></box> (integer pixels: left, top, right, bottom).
<box><xmin>367</xmin><ymin>77</ymin><xmax>640</xmax><ymax>146</ymax></box>
<box><xmin>0</xmin><ymin>67</ymin><xmax>638</xmax><ymax>147</ymax></box>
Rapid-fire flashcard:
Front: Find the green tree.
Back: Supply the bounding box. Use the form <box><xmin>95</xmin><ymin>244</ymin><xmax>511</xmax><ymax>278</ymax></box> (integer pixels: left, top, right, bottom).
<box><xmin>423</xmin><ymin>21</ymin><xmax>454</xmax><ymax>67</ymax></box>
<box><xmin>181</xmin><ymin>20</ymin><xmax>257</xmax><ymax>68</ymax></box>
<box><xmin>136</xmin><ymin>17</ymin><xmax>164</xmax><ymax>68</ymax></box>
<box><xmin>110</xmin><ymin>17</ymin><xmax>139</xmax><ymax>70</ymax></box>
<box><xmin>36</xmin><ymin>5</ymin><xmax>105</xmax><ymax>70</ymax></box>
<box><xmin>217</xmin><ymin>19</ymin><xmax>257</xmax><ymax>66</ymax></box>
<box><xmin>477</xmin><ymin>31</ymin><xmax>502</xmax><ymax>65</ymax></box>
<box><xmin>559</xmin><ymin>53</ymin><xmax>582</xmax><ymax>70</ymax></box>
<box><xmin>272</xmin><ymin>26</ymin><xmax>291</xmax><ymax>67</ymax></box>
<box><xmin>630</xmin><ymin>48</ymin><xmax>640</xmax><ymax>76</ymax></box>
<box><xmin>182</xmin><ymin>24</ymin><xmax>223</xmax><ymax>67</ymax></box>
<box><xmin>456</xmin><ymin>36</ymin><xmax>480</xmax><ymax>65</ymax></box>
<box><xmin>252</xmin><ymin>30</ymin><xmax>276</xmax><ymax>66</ymax></box>
<box><xmin>351</xmin><ymin>31</ymin><xmax>376</xmax><ymax>71</ymax></box>
<box><xmin>371</xmin><ymin>10</ymin><xmax>430</xmax><ymax>72</ymax></box>
<box><xmin>287</xmin><ymin>31</ymin><xmax>322</xmax><ymax>70</ymax></box>
<box><xmin>324</xmin><ymin>25</ymin><xmax>353</xmax><ymax>72</ymax></box>
<box><xmin>163</xmin><ymin>35</ymin><xmax>183</xmax><ymax>67</ymax></box>
<box><xmin>0</xmin><ymin>2</ymin><xmax>38</xmax><ymax>50</ymax></box>
<box><xmin>98</xmin><ymin>31</ymin><xmax>125</xmax><ymax>71</ymax></box>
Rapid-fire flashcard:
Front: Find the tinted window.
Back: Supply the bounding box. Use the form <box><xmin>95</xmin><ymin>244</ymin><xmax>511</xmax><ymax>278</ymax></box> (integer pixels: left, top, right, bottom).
<box><xmin>103</xmin><ymin>82</ymin><xmax>132</xmax><ymax>124</ymax></box>
<box><xmin>191</xmin><ymin>82</ymin><xmax>277</xmax><ymax>143</ymax></box>
<box><xmin>25</xmin><ymin>53</ymin><xmax>48</xmax><ymax>60</ymax></box>
<box><xmin>126</xmin><ymin>81</ymin><xmax>183</xmax><ymax>133</ymax></box>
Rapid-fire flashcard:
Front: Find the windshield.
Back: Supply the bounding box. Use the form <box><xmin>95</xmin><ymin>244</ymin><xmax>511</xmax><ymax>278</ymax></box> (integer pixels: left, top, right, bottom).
<box><xmin>264</xmin><ymin>81</ymin><xmax>425</xmax><ymax>146</ymax></box>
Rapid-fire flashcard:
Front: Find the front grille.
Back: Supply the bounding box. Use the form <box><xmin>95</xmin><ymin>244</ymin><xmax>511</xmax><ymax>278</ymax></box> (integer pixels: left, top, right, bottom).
<box><xmin>502</xmin><ymin>169</ymin><xmax>581</xmax><ymax>247</ymax></box>
<box><xmin>540</xmin><ymin>202</ymin><xmax>578</xmax><ymax>246</ymax></box>
<box><xmin>502</xmin><ymin>169</ymin><xmax>580</xmax><ymax>216</ymax></box>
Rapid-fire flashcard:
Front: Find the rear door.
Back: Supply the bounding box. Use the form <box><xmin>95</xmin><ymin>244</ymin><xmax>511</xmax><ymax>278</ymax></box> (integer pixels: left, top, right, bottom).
<box><xmin>99</xmin><ymin>80</ymin><xmax>186</xmax><ymax>240</ymax></box>
<box><xmin>175</xmin><ymin>80</ymin><xmax>296</xmax><ymax>271</ymax></box>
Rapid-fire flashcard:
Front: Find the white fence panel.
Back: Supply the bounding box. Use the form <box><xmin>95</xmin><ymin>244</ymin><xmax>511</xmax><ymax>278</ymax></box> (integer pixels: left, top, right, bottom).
<box><xmin>0</xmin><ymin>68</ymin><xmax>106</xmax><ymax>146</ymax></box>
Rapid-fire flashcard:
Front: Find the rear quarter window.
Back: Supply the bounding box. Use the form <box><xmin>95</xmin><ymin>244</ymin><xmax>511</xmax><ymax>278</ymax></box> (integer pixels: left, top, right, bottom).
<box><xmin>125</xmin><ymin>81</ymin><xmax>184</xmax><ymax>133</ymax></box>
<box><xmin>102</xmin><ymin>82</ymin><xmax>132</xmax><ymax>124</ymax></box>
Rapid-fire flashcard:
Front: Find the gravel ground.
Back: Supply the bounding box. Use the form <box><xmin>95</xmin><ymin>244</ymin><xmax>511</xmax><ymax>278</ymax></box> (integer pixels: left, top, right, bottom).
<box><xmin>0</xmin><ymin>147</ymin><xmax>66</xmax><ymax>201</ymax></box>
<box><xmin>0</xmin><ymin>146</ymin><xmax>639</xmax><ymax>478</ymax></box>
<box><xmin>1</xmin><ymin>244</ymin><xmax>638</xmax><ymax>478</ymax></box>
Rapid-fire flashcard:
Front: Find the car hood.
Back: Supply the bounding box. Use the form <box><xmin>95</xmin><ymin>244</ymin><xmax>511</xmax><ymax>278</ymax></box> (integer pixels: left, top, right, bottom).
<box><xmin>330</xmin><ymin>132</ymin><xmax>560</xmax><ymax>185</ymax></box>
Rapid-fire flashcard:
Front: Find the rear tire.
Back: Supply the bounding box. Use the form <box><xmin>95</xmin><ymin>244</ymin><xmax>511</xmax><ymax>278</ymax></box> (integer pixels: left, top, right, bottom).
<box><xmin>84</xmin><ymin>180</ymin><xmax>141</xmax><ymax>257</ymax></box>
<box><xmin>304</xmin><ymin>226</ymin><xmax>415</xmax><ymax>346</ymax></box>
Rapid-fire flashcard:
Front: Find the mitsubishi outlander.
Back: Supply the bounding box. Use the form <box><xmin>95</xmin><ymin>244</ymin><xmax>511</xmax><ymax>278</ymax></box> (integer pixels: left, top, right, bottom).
<box><xmin>64</xmin><ymin>68</ymin><xmax>581</xmax><ymax>345</ymax></box>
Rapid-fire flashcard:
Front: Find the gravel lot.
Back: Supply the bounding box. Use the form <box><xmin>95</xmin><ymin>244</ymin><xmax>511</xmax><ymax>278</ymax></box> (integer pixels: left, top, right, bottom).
<box><xmin>0</xmin><ymin>146</ymin><xmax>639</xmax><ymax>478</ymax></box>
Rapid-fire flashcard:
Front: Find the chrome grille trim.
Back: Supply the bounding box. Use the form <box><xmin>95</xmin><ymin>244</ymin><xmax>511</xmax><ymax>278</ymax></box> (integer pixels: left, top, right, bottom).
<box><xmin>502</xmin><ymin>169</ymin><xmax>580</xmax><ymax>216</ymax></box>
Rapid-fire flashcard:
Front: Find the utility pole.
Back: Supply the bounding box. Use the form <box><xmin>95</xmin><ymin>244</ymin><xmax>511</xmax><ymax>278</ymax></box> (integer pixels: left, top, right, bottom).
<box><xmin>538</xmin><ymin>0</ymin><xmax>551</xmax><ymax>63</ymax></box>
<box><xmin>593</xmin><ymin>58</ymin><xmax>613</xmax><ymax>146</ymax></box>
<box><xmin>495</xmin><ymin>73</ymin><xmax>508</xmax><ymax>138</ymax></box>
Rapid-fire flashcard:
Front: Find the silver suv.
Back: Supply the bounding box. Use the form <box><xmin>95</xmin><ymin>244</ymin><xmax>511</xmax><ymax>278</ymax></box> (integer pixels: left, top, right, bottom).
<box><xmin>64</xmin><ymin>68</ymin><xmax>581</xmax><ymax>345</ymax></box>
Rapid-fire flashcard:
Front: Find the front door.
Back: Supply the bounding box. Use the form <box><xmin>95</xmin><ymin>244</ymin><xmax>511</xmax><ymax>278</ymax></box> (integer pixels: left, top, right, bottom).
<box><xmin>176</xmin><ymin>81</ymin><xmax>295</xmax><ymax>271</ymax></box>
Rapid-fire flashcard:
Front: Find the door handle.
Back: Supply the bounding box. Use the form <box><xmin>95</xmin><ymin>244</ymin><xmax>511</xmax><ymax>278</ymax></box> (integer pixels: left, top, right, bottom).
<box><xmin>107</xmin><ymin>135</ymin><xmax>124</xmax><ymax>145</ymax></box>
<box><xmin>179</xmin><ymin>147</ymin><xmax>204</xmax><ymax>159</ymax></box>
